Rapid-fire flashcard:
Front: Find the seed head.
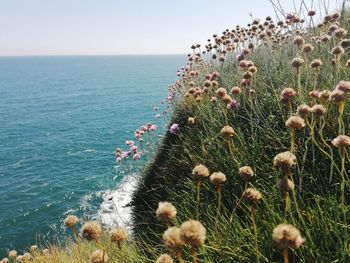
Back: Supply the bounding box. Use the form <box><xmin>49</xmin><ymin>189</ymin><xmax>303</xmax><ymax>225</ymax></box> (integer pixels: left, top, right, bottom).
<box><xmin>64</xmin><ymin>215</ymin><xmax>79</xmax><ymax>228</ymax></box>
<box><xmin>293</xmin><ymin>36</ymin><xmax>305</xmax><ymax>46</ymax></box>
<box><xmin>242</xmin><ymin>188</ymin><xmax>262</xmax><ymax>204</ymax></box>
<box><xmin>80</xmin><ymin>221</ymin><xmax>102</xmax><ymax>242</ymax></box>
<box><xmin>91</xmin><ymin>250</ymin><xmax>108</xmax><ymax>263</ymax></box>
<box><xmin>156</xmin><ymin>202</ymin><xmax>177</xmax><ymax>222</ymax></box>
<box><xmin>285</xmin><ymin>116</ymin><xmax>305</xmax><ymax>130</ymax></box>
<box><xmin>332</xmin><ymin>135</ymin><xmax>350</xmax><ymax>147</ymax></box>
<box><xmin>231</xmin><ymin>86</ymin><xmax>241</xmax><ymax>94</ymax></box>
<box><xmin>277</xmin><ymin>178</ymin><xmax>295</xmax><ymax>192</ymax></box>
<box><xmin>297</xmin><ymin>104</ymin><xmax>311</xmax><ymax>117</ymax></box>
<box><xmin>220</xmin><ymin>125</ymin><xmax>235</xmax><ymax>139</ymax></box>
<box><xmin>156</xmin><ymin>254</ymin><xmax>174</xmax><ymax>263</ymax></box>
<box><xmin>336</xmin><ymin>80</ymin><xmax>350</xmax><ymax>93</ymax></box>
<box><xmin>239</xmin><ymin>166</ymin><xmax>254</xmax><ymax>181</ymax></box>
<box><xmin>331</xmin><ymin>46</ymin><xmax>344</xmax><ymax>55</ymax></box>
<box><xmin>311</xmin><ymin>104</ymin><xmax>327</xmax><ymax>116</ymax></box>
<box><xmin>330</xmin><ymin>89</ymin><xmax>346</xmax><ymax>103</ymax></box>
<box><xmin>163</xmin><ymin>227</ymin><xmax>184</xmax><ymax>252</ymax></box>
<box><xmin>310</xmin><ymin>59</ymin><xmax>323</xmax><ymax>69</ymax></box>
<box><xmin>302</xmin><ymin>44</ymin><xmax>314</xmax><ymax>53</ymax></box>
<box><xmin>274</xmin><ymin>151</ymin><xmax>297</xmax><ymax>169</ymax></box>
<box><xmin>272</xmin><ymin>224</ymin><xmax>304</xmax><ymax>249</ymax></box>
<box><xmin>209</xmin><ymin>172</ymin><xmax>227</xmax><ymax>186</ymax></box>
<box><xmin>216</xmin><ymin>87</ymin><xmax>227</xmax><ymax>97</ymax></box>
<box><xmin>318</xmin><ymin>90</ymin><xmax>331</xmax><ymax>101</ymax></box>
<box><xmin>180</xmin><ymin>220</ymin><xmax>206</xmax><ymax>247</ymax></box>
<box><xmin>111</xmin><ymin>227</ymin><xmax>128</xmax><ymax>243</ymax></box>
<box><xmin>8</xmin><ymin>250</ymin><xmax>17</xmax><ymax>259</ymax></box>
<box><xmin>291</xmin><ymin>57</ymin><xmax>304</xmax><ymax>68</ymax></box>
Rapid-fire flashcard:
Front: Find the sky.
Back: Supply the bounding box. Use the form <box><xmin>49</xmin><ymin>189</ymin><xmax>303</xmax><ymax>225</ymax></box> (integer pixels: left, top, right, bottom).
<box><xmin>0</xmin><ymin>0</ymin><xmax>343</xmax><ymax>56</ymax></box>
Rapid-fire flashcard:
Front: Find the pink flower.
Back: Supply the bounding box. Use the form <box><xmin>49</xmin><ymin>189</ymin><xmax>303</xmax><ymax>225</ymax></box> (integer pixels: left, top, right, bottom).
<box><xmin>116</xmin><ymin>157</ymin><xmax>122</xmax><ymax>162</ymax></box>
<box><xmin>130</xmin><ymin>145</ymin><xmax>138</xmax><ymax>152</ymax></box>
<box><xmin>169</xmin><ymin>123</ymin><xmax>179</xmax><ymax>134</ymax></box>
<box><xmin>227</xmin><ymin>99</ymin><xmax>240</xmax><ymax>110</ymax></box>
<box><xmin>155</xmin><ymin>114</ymin><xmax>161</xmax><ymax>119</ymax></box>
<box><xmin>125</xmin><ymin>140</ymin><xmax>134</xmax><ymax>146</ymax></box>
<box><xmin>133</xmin><ymin>153</ymin><xmax>140</xmax><ymax>160</ymax></box>
<box><xmin>211</xmin><ymin>96</ymin><xmax>218</xmax><ymax>103</ymax></box>
<box><xmin>149</xmin><ymin>125</ymin><xmax>157</xmax><ymax>131</ymax></box>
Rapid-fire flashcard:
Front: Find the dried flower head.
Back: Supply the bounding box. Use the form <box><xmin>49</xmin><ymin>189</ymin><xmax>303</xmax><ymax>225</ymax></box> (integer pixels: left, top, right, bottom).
<box><xmin>80</xmin><ymin>221</ymin><xmax>102</xmax><ymax>242</ymax></box>
<box><xmin>291</xmin><ymin>57</ymin><xmax>304</xmax><ymax>68</ymax></box>
<box><xmin>274</xmin><ymin>151</ymin><xmax>297</xmax><ymax>169</ymax></box>
<box><xmin>272</xmin><ymin>224</ymin><xmax>304</xmax><ymax>249</ymax></box>
<box><xmin>332</xmin><ymin>135</ymin><xmax>350</xmax><ymax>147</ymax></box>
<box><xmin>293</xmin><ymin>36</ymin><xmax>305</xmax><ymax>46</ymax></box>
<box><xmin>22</xmin><ymin>253</ymin><xmax>31</xmax><ymax>261</ymax></box>
<box><xmin>285</xmin><ymin>116</ymin><xmax>305</xmax><ymax>130</ymax></box>
<box><xmin>220</xmin><ymin>125</ymin><xmax>235</xmax><ymax>139</ymax></box>
<box><xmin>156</xmin><ymin>254</ymin><xmax>174</xmax><ymax>263</ymax></box>
<box><xmin>297</xmin><ymin>104</ymin><xmax>311</xmax><ymax>117</ymax></box>
<box><xmin>231</xmin><ymin>86</ymin><xmax>241</xmax><ymax>94</ymax></box>
<box><xmin>188</xmin><ymin>117</ymin><xmax>195</xmax><ymax>124</ymax></box>
<box><xmin>209</xmin><ymin>172</ymin><xmax>227</xmax><ymax>186</ymax></box>
<box><xmin>318</xmin><ymin>90</ymin><xmax>331</xmax><ymax>101</ymax></box>
<box><xmin>8</xmin><ymin>250</ymin><xmax>17</xmax><ymax>259</ymax></box>
<box><xmin>91</xmin><ymin>250</ymin><xmax>108</xmax><ymax>263</ymax></box>
<box><xmin>331</xmin><ymin>46</ymin><xmax>344</xmax><ymax>55</ymax></box>
<box><xmin>156</xmin><ymin>202</ymin><xmax>177</xmax><ymax>222</ymax></box>
<box><xmin>336</xmin><ymin>80</ymin><xmax>350</xmax><ymax>93</ymax></box>
<box><xmin>311</xmin><ymin>104</ymin><xmax>327</xmax><ymax>116</ymax></box>
<box><xmin>330</xmin><ymin>89</ymin><xmax>346</xmax><ymax>103</ymax></box>
<box><xmin>302</xmin><ymin>44</ymin><xmax>314</xmax><ymax>53</ymax></box>
<box><xmin>280</xmin><ymin>87</ymin><xmax>296</xmax><ymax>103</ymax></box>
<box><xmin>277</xmin><ymin>177</ymin><xmax>295</xmax><ymax>192</ymax></box>
<box><xmin>310</xmin><ymin>59</ymin><xmax>323</xmax><ymax>69</ymax></box>
<box><xmin>192</xmin><ymin>164</ymin><xmax>210</xmax><ymax>181</ymax></box>
<box><xmin>180</xmin><ymin>220</ymin><xmax>206</xmax><ymax>247</ymax></box>
<box><xmin>242</xmin><ymin>188</ymin><xmax>262</xmax><ymax>204</ymax></box>
<box><xmin>1</xmin><ymin>258</ymin><xmax>8</xmax><ymax>263</ymax></box>
<box><xmin>239</xmin><ymin>166</ymin><xmax>254</xmax><ymax>181</ymax></box>
<box><xmin>163</xmin><ymin>227</ymin><xmax>184</xmax><ymax>252</ymax></box>
<box><xmin>64</xmin><ymin>215</ymin><xmax>79</xmax><ymax>228</ymax></box>
<box><xmin>216</xmin><ymin>87</ymin><xmax>227</xmax><ymax>97</ymax></box>
<box><xmin>30</xmin><ymin>245</ymin><xmax>38</xmax><ymax>252</ymax></box>
<box><xmin>111</xmin><ymin>227</ymin><xmax>128</xmax><ymax>243</ymax></box>
<box><xmin>222</xmin><ymin>94</ymin><xmax>232</xmax><ymax>104</ymax></box>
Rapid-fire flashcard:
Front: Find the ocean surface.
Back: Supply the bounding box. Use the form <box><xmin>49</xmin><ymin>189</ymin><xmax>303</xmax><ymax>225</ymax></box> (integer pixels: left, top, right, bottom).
<box><xmin>0</xmin><ymin>55</ymin><xmax>184</xmax><ymax>255</ymax></box>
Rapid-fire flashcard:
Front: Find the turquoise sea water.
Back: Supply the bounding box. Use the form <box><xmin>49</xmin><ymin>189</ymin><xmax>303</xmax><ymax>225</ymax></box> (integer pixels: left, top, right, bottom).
<box><xmin>0</xmin><ymin>55</ymin><xmax>184</xmax><ymax>255</ymax></box>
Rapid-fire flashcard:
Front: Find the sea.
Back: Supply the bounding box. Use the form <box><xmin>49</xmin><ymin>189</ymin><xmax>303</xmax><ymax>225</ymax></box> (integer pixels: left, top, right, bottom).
<box><xmin>0</xmin><ymin>55</ymin><xmax>184</xmax><ymax>255</ymax></box>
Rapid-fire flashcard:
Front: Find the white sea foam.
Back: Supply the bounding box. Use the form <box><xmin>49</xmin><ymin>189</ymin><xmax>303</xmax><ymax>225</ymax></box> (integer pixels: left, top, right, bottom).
<box><xmin>97</xmin><ymin>173</ymin><xmax>138</xmax><ymax>231</ymax></box>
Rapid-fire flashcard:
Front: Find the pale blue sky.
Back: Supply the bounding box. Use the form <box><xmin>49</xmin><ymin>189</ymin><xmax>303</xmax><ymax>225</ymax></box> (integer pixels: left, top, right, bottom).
<box><xmin>0</xmin><ymin>0</ymin><xmax>342</xmax><ymax>56</ymax></box>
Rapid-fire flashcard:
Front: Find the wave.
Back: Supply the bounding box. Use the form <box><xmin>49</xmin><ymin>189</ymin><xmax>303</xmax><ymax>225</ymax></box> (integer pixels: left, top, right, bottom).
<box><xmin>97</xmin><ymin>173</ymin><xmax>138</xmax><ymax>230</ymax></box>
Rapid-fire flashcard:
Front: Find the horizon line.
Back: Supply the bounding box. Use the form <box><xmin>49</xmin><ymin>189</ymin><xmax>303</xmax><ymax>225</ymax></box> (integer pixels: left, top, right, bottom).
<box><xmin>0</xmin><ymin>53</ymin><xmax>187</xmax><ymax>58</ymax></box>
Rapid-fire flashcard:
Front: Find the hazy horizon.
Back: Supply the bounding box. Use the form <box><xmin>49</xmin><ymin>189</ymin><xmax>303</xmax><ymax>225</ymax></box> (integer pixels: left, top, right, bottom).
<box><xmin>0</xmin><ymin>0</ymin><xmax>342</xmax><ymax>56</ymax></box>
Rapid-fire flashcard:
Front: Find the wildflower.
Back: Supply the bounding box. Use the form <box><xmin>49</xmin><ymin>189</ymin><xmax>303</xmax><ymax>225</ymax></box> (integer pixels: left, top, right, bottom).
<box><xmin>293</xmin><ymin>36</ymin><xmax>305</xmax><ymax>46</ymax></box>
<box><xmin>302</xmin><ymin>44</ymin><xmax>314</xmax><ymax>53</ymax></box>
<box><xmin>280</xmin><ymin>88</ymin><xmax>296</xmax><ymax>102</ymax></box>
<box><xmin>273</xmin><ymin>151</ymin><xmax>297</xmax><ymax>169</ymax></box>
<box><xmin>242</xmin><ymin>188</ymin><xmax>262</xmax><ymax>204</ymax></box>
<box><xmin>297</xmin><ymin>104</ymin><xmax>311</xmax><ymax>117</ymax></box>
<box><xmin>334</xmin><ymin>28</ymin><xmax>347</xmax><ymax>39</ymax></box>
<box><xmin>169</xmin><ymin>123</ymin><xmax>179</xmax><ymax>134</ymax></box>
<box><xmin>64</xmin><ymin>215</ymin><xmax>79</xmax><ymax>228</ymax></box>
<box><xmin>277</xmin><ymin>177</ymin><xmax>295</xmax><ymax>192</ymax></box>
<box><xmin>309</xmin><ymin>90</ymin><xmax>320</xmax><ymax>98</ymax></box>
<box><xmin>332</xmin><ymin>135</ymin><xmax>350</xmax><ymax>147</ymax></box>
<box><xmin>156</xmin><ymin>202</ymin><xmax>177</xmax><ymax>222</ymax></box>
<box><xmin>336</xmin><ymin>80</ymin><xmax>350</xmax><ymax>93</ymax></box>
<box><xmin>331</xmin><ymin>46</ymin><xmax>344</xmax><ymax>55</ymax></box>
<box><xmin>132</xmin><ymin>153</ymin><xmax>140</xmax><ymax>160</ymax></box>
<box><xmin>308</xmin><ymin>10</ymin><xmax>316</xmax><ymax>16</ymax></box>
<box><xmin>210</xmin><ymin>96</ymin><xmax>218</xmax><ymax>103</ymax></box>
<box><xmin>16</xmin><ymin>256</ymin><xmax>23</xmax><ymax>262</ymax></box>
<box><xmin>222</xmin><ymin>94</ymin><xmax>232</xmax><ymax>104</ymax></box>
<box><xmin>330</xmin><ymin>89</ymin><xmax>346</xmax><ymax>103</ymax></box>
<box><xmin>285</xmin><ymin>116</ymin><xmax>305</xmax><ymax>130</ymax></box>
<box><xmin>216</xmin><ymin>87</ymin><xmax>227</xmax><ymax>97</ymax></box>
<box><xmin>163</xmin><ymin>227</ymin><xmax>184</xmax><ymax>252</ymax></box>
<box><xmin>42</xmin><ymin>249</ymin><xmax>49</xmax><ymax>255</ymax></box>
<box><xmin>227</xmin><ymin>99</ymin><xmax>239</xmax><ymax>110</ymax></box>
<box><xmin>22</xmin><ymin>253</ymin><xmax>31</xmax><ymax>261</ymax></box>
<box><xmin>310</xmin><ymin>59</ymin><xmax>323</xmax><ymax>69</ymax></box>
<box><xmin>111</xmin><ymin>227</ymin><xmax>128</xmax><ymax>243</ymax></box>
<box><xmin>8</xmin><ymin>250</ymin><xmax>17</xmax><ymax>260</ymax></box>
<box><xmin>291</xmin><ymin>57</ymin><xmax>304</xmax><ymax>68</ymax></box>
<box><xmin>220</xmin><ymin>125</ymin><xmax>235</xmax><ymax>139</ymax></box>
<box><xmin>231</xmin><ymin>86</ymin><xmax>241</xmax><ymax>94</ymax></box>
<box><xmin>239</xmin><ymin>166</ymin><xmax>254</xmax><ymax>181</ymax></box>
<box><xmin>188</xmin><ymin>117</ymin><xmax>195</xmax><ymax>124</ymax></box>
<box><xmin>180</xmin><ymin>220</ymin><xmax>206</xmax><ymax>247</ymax></box>
<box><xmin>272</xmin><ymin>224</ymin><xmax>304</xmax><ymax>249</ymax></box>
<box><xmin>311</xmin><ymin>104</ymin><xmax>327</xmax><ymax>116</ymax></box>
<box><xmin>30</xmin><ymin>245</ymin><xmax>38</xmax><ymax>252</ymax></box>
<box><xmin>156</xmin><ymin>254</ymin><xmax>174</xmax><ymax>263</ymax></box>
<box><xmin>91</xmin><ymin>250</ymin><xmax>108</xmax><ymax>263</ymax></box>
<box><xmin>192</xmin><ymin>164</ymin><xmax>209</xmax><ymax>179</ymax></box>
<box><xmin>318</xmin><ymin>90</ymin><xmax>331</xmax><ymax>101</ymax></box>
<box><xmin>209</xmin><ymin>172</ymin><xmax>227</xmax><ymax>186</ymax></box>
<box><xmin>80</xmin><ymin>221</ymin><xmax>102</xmax><ymax>242</ymax></box>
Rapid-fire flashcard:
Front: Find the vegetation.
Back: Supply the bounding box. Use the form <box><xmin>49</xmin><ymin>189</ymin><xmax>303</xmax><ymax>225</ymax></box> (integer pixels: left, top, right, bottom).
<box><xmin>3</xmin><ymin>1</ymin><xmax>350</xmax><ymax>262</ymax></box>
